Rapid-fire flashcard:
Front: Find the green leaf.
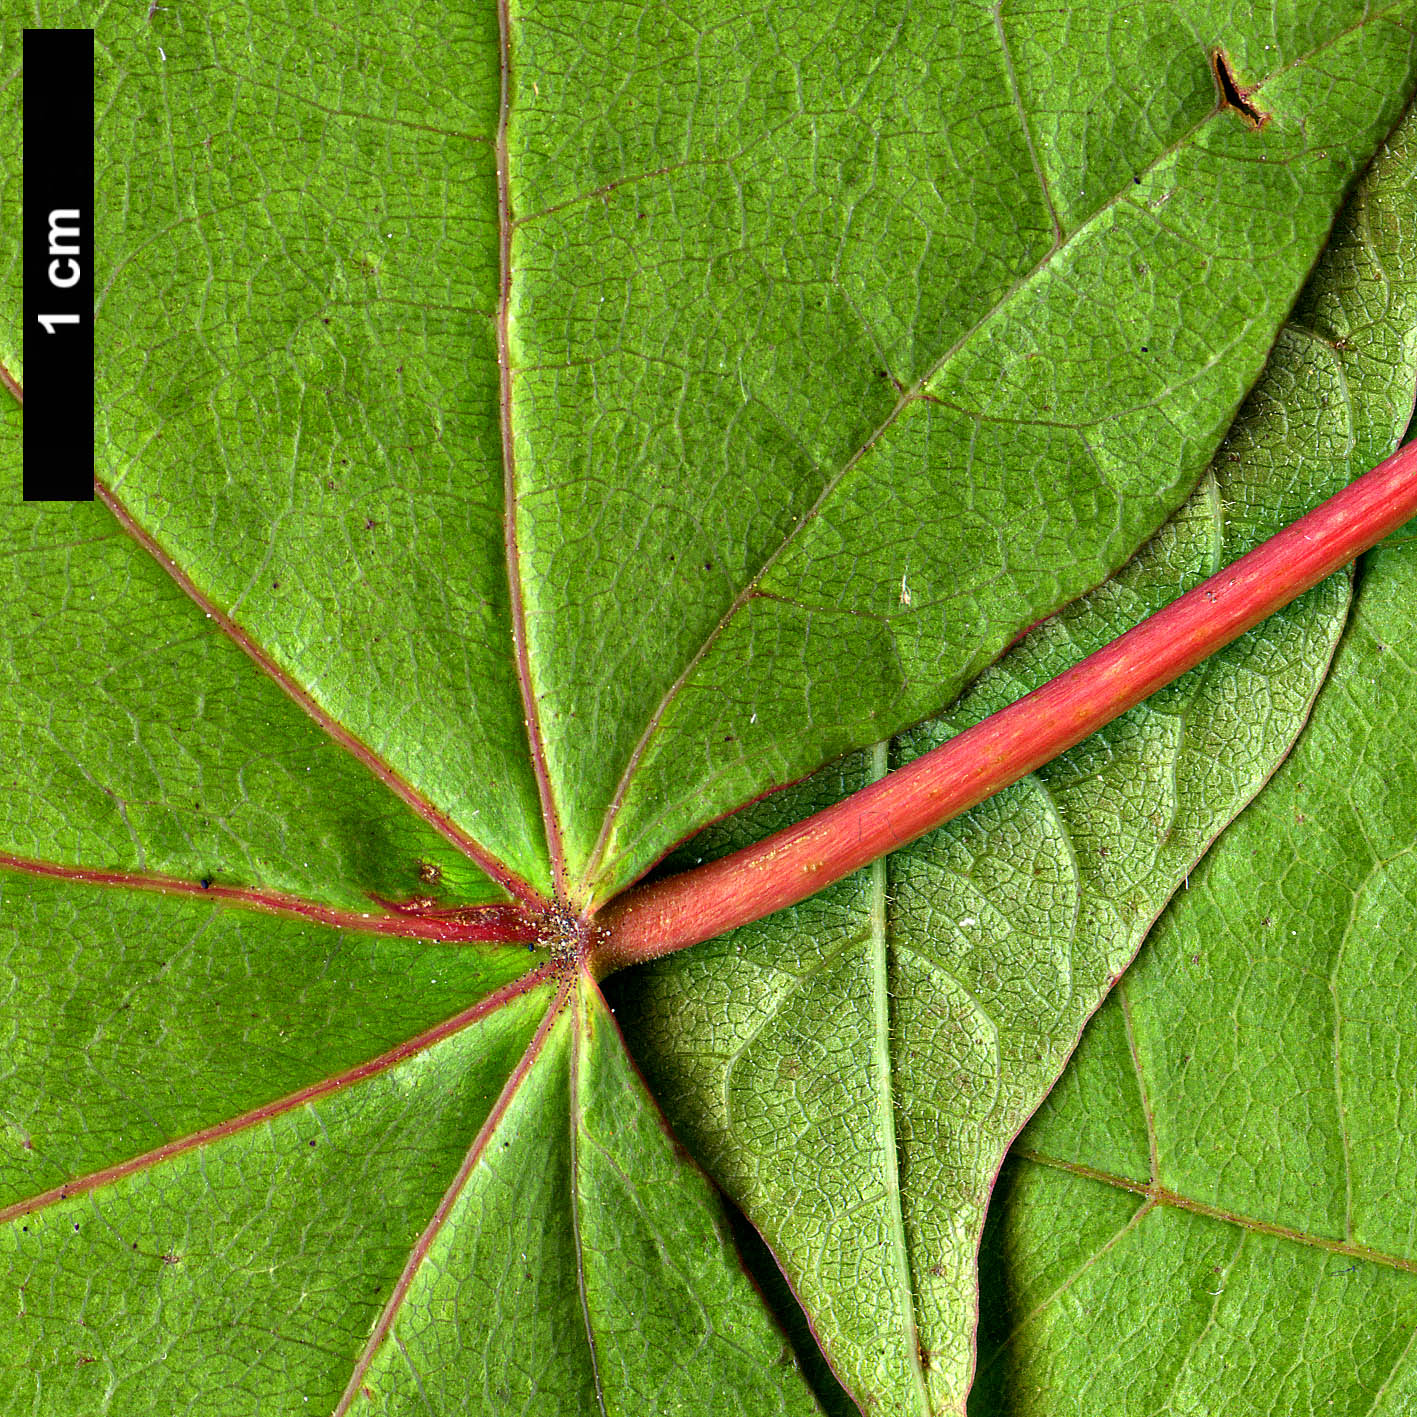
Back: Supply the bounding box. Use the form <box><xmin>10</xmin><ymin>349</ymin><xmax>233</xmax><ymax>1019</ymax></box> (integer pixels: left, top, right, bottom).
<box><xmin>1</xmin><ymin>499</ymin><xmax>508</xmax><ymax>910</ymax></box>
<box><xmin>79</xmin><ymin>0</ymin><xmax>1417</xmax><ymax>902</ymax></box>
<box><xmin>968</xmin><ymin>107</ymin><xmax>1417</xmax><ymax>1417</ymax></box>
<box><xmin>973</xmin><ymin>536</ymin><xmax>1417</xmax><ymax>1417</ymax></box>
<box><xmin>617</xmin><ymin>87</ymin><xmax>1417</xmax><ymax>1413</ymax></box>
<box><xmin>2</xmin><ymin>897</ymin><xmax>551</xmax><ymax>1409</ymax></box>
<box><xmin>351</xmin><ymin>980</ymin><xmax>818</xmax><ymax>1415</ymax></box>
<box><xmin>0</xmin><ymin>889</ymin><xmax>812</xmax><ymax>1413</ymax></box>
<box><xmin>2</xmin><ymin>4</ymin><xmax>1416</xmax><ymax>1414</ymax></box>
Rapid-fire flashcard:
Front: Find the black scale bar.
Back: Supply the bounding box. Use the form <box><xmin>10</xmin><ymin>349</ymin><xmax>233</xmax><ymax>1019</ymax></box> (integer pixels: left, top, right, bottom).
<box><xmin>22</xmin><ymin>28</ymin><xmax>94</xmax><ymax>502</ymax></box>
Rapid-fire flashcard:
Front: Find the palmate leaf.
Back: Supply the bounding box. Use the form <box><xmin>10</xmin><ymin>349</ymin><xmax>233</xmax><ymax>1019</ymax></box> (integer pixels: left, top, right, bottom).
<box><xmin>1</xmin><ymin>4</ymin><xmax>1416</xmax><ymax>1416</ymax></box>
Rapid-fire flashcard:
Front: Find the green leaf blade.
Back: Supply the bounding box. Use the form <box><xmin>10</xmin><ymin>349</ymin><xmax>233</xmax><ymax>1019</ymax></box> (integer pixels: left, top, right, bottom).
<box><xmin>568</xmin><ymin>3</ymin><xmax>1417</xmax><ymax>897</ymax></box>
<box><xmin>1</xmin><ymin>972</ymin><xmax>553</xmax><ymax>1414</ymax></box>
<box><xmin>4</xmin><ymin>5</ymin><xmax>1417</xmax><ymax>1412</ymax></box>
<box><xmin>90</xmin><ymin>1</ymin><xmax>551</xmax><ymax>893</ymax></box>
<box><xmin>0</xmin><ymin>870</ymin><xmax>545</xmax><ymax>1210</ymax></box>
<box><xmin>975</xmin><ymin>108</ymin><xmax>1417</xmax><ymax>1415</ymax></box>
<box><xmin>354</xmin><ymin>979</ymin><xmax>824</xmax><ymax>1415</ymax></box>
<box><xmin>617</xmin><ymin>85</ymin><xmax>1417</xmax><ymax>1415</ymax></box>
<box><xmin>0</xmin><ymin>498</ymin><xmax>509</xmax><ymax>910</ymax></box>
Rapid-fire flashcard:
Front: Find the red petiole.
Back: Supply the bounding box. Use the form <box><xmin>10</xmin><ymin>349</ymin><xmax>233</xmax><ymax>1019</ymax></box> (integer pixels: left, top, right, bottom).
<box><xmin>590</xmin><ymin>437</ymin><xmax>1417</xmax><ymax>975</ymax></box>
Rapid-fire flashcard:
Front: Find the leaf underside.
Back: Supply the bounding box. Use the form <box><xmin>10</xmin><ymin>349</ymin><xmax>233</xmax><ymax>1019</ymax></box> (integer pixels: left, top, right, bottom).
<box><xmin>617</xmin><ymin>95</ymin><xmax>1417</xmax><ymax>1414</ymax></box>
<box><xmin>974</xmin><ymin>533</ymin><xmax>1417</xmax><ymax>1417</ymax></box>
<box><xmin>1</xmin><ymin>4</ymin><xmax>1416</xmax><ymax>1415</ymax></box>
<box><xmin>969</xmin><ymin>112</ymin><xmax>1417</xmax><ymax>1417</ymax></box>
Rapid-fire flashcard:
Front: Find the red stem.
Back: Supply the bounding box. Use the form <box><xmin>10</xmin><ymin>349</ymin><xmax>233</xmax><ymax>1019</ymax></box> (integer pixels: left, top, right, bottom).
<box><xmin>593</xmin><ymin>438</ymin><xmax>1417</xmax><ymax>974</ymax></box>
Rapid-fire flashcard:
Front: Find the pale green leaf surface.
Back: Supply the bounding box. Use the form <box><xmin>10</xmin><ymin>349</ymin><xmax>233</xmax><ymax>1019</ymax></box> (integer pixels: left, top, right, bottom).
<box><xmin>73</xmin><ymin>0</ymin><xmax>1417</xmax><ymax>898</ymax></box>
<box><xmin>0</xmin><ymin>48</ymin><xmax>17</xmax><ymax>393</ymax></box>
<box><xmin>359</xmin><ymin>982</ymin><xmax>821</xmax><ymax>1416</ymax></box>
<box><xmin>2</xmin><ymin>5</ymin><xmax>1417</xmax><ymax>1416</ymax></box>
<box><xmin>1</xmin><ymin>979</ymin><xmax>550</xmax><ymax>1415</ymax></box>
<box><xmin>0</xmin><ymin>501</ymin><xmax>507</xmax><ymax>909</ymax></box>
<box><xmin>0</xmin><ymin>870</ymin><xmax>537</xmax><ymax>1205</ymax></box>
<box><xmin>974</xmin><ymin>533</ymin><xmax>1417</xmax><ymax>1416</ymax></box>
<box><xmin>617</xmin><ymin>100</ymin><xmax>1417</xmax><ymax>1416</ymax></box>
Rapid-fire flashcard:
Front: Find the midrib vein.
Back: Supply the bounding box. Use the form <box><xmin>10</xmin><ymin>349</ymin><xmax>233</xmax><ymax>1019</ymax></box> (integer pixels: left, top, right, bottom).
<box><xmin>332</xmin><ymin>978</ymin><xmax>572</xmax><ymax>1416</ymax></box>
<box><xmin>568</xmin><ymin>988</ymin><xmax>610</xmax><ymax>1417</ymax></box>
<box><xmin>0</xmin><ymin>964</ymin><xmax>556</xmax><ymax>1228</ymax></box>
<box><xmin>497</xmin><ymin>0</ymin><xmax>568</xmax><ymax>898</ymax></box>
<box><xmin>93</xmin><ymin>477</ymin><xmax>546</xmax><ymax>908</ymax></box>
<box><xmin>1015</xmin><ymin>1149</ymin><xmax>1417</xmax><ymax>1274</ymax></box>
<box><xmin>868</xmin><ymin>740</ymin><xmax>932</xmax><ymax>1414</ymax></box>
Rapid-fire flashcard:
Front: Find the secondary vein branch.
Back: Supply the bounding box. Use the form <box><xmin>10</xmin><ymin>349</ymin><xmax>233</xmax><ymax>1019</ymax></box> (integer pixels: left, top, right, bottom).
<box><xmin>94</xmin><ymin>477</ymin><xmax>547</xmax><ymax>908</ymax></box>
<box><xmin>496</xmin><ymin>0</ymin><xmax>569</xmax><ymax>898</ymax></box>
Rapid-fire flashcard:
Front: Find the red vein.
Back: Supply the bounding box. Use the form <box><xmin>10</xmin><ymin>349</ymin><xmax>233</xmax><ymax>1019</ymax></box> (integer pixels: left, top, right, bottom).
<box><xmin>1014</xmin><ymin>1150</ymin><xmax>1417</xmax><ymax>1274</ymax></box>
<box><xmin>0</xmin><ymin>850</ymin><xmax>540</xmax><ymax>942</ymax></box>
<box><xmin>0</xmin><ymin>964</ymin><xmax>557</xmax><ymax>1228</ymax></box>
<box><xmin>332</xmin><ymin>975</ymin><xmax>573</xmax><ymax>1414</ymax></box>
<box><xmin>93</xmin><ymin>476</ymin><xmax>547</xmax><ymax>909</ymax></box>
<box><xmin>594</xmin><ymin>438</ymin><xmax>1417</xmax><ymax>972</ymax></box>
<box><xmin>0</xmin><ymin>357</ymin><xmax>21</xmax><ymax>405</ymax></box>
<box><xmin>495</xmin><ymin>0</ymin><xmax>568</xmax><ymax>899</ymax></box>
